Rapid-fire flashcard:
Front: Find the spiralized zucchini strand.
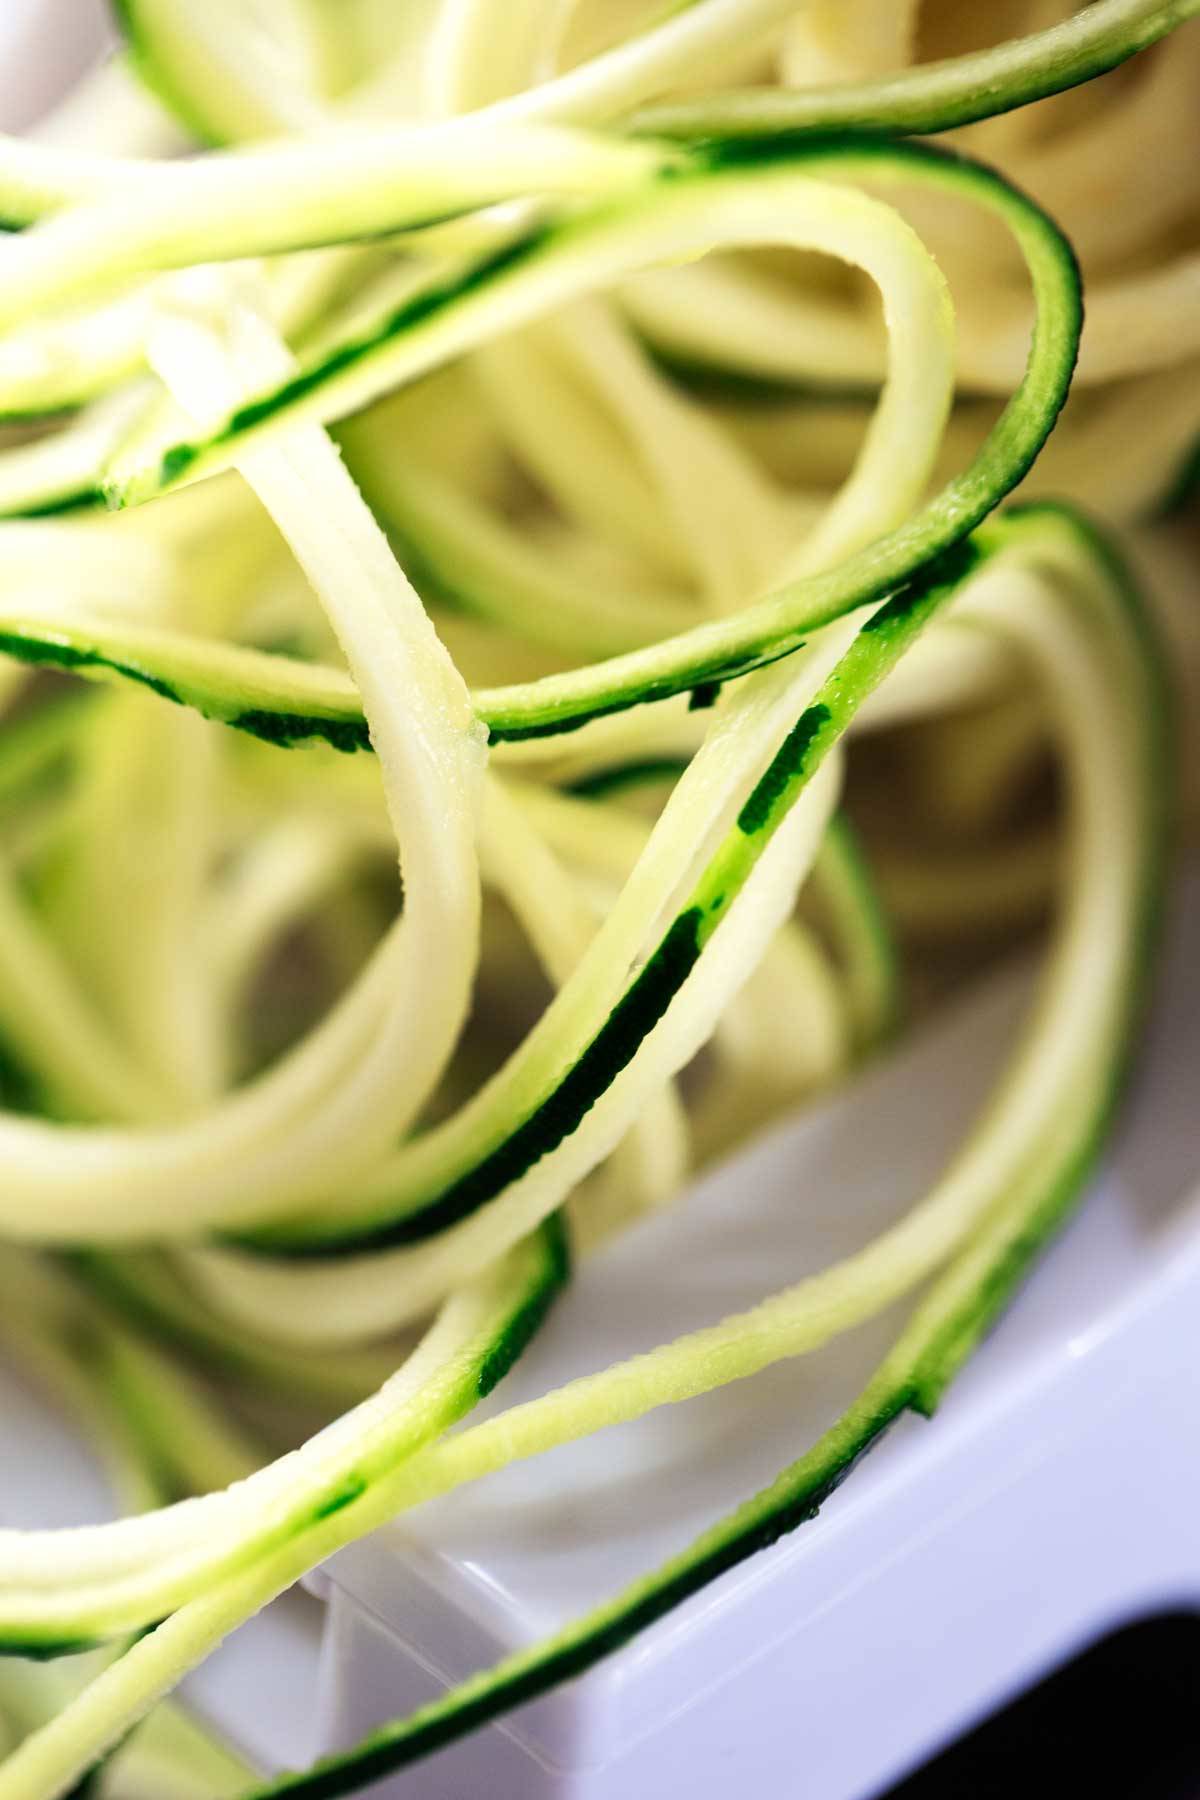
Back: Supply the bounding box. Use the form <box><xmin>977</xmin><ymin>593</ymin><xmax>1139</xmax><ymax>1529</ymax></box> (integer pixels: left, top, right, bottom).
<box><xmin>0</xmin><ymin>1221</ymin><xmax>567</xmax><ymax>1778</ymax></box>
<box><xmin>0</xmin><ymin>125</ymin><xmax>680</xmax><ymax>331</ymax></box>
<box><xmin>235</xmin><ymin>508</ymin><xmax>1168</xmax><ymax>1800</ymax></box>
<box><xmin>0</xmin><ymin>6</ymin><xmax>1190</xmax><ymax>1796</ymax></box>
<box><xmin>633</xmin><ymin>0</ymin><xmax>1200</xmax><ymax>139</ymax></box>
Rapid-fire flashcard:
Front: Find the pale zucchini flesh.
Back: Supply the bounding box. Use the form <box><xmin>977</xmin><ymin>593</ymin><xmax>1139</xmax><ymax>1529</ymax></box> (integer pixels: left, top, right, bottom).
<box><xmin>0</xmin><ymin>7</ymin><xmax>1187</xmax><ymax>1798</ymax></box>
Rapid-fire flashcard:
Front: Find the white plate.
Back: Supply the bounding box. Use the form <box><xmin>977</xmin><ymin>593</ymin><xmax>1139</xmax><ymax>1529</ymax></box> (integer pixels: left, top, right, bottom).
<box><xmin>313</xmin><ymin>876</ymin><xmax>1200</xmax><ymax>1799</ymax></box>
<box><xmin>0</xmin><ymin>0</ymin><xmax>112</xmax><ymax>135</ymax></box>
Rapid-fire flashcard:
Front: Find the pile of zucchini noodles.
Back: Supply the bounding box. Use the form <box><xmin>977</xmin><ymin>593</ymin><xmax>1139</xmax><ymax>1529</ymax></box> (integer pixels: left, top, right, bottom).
<box><xmin>0</xmin><ymin>2</ymin><xmax>1195</xmax><ymax>1794</ymax></box>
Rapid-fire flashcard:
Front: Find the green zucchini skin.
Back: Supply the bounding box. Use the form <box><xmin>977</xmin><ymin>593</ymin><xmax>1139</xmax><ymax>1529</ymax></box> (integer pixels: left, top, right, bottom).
<box><xmin>0</xmin><ymin>3</ymin><xmax>1182</xmax><ymax>1778</ymax></box>
<box><xmin>112</xmin><ymin>0</ymin><xmax>337</xmax><ymax>148</ymax></box>
<box><xmin>236</xmin><ymin>502</ymin><xmax>1173</xmax><ymax>1800</ymax></box>
<box><xmin>225</xmin><ymin>540</ymin><xmax>1023</xmax><ymax>1258</ymax></box>
<box><xmin>631</xmin><ymin>0</ymin><xmax>1200</xmax><ymax>141</ymax></box>
<box><xmin>0</xmin><ymin>618</ymin><xmax>370</xmax><ymax>756</ymax></box>
<box><xmin>0</xmin><ymin>612</ymin><xmax>794</xmax><ymax>752</ymax></box>
<box><xmin>114</xmin><ymin>0</ymin><xmax>1200</xmax><ymax>154</ymax></box>
<box><xmin>810</xmin><ymin>813</ymin><xmax>902</xmax><ymax>1057</ymax></box>
<box><xmin>111</xmin><ymin>0</ymin><xmax>232</xmax><ymax>149</ymax></box>
<box><xmin>4</xmin><ymin>0</ymin><xmax>1182</xmax><ymax>433</ymax></box>
<box><xmin>0</xmin><ymin>1217</ymin><xmax>570</xmax><ymax>1658</ymax></box>
<box><xmin>248</xmin><ymin>1389</ymin><xmax>913</xmax><ymax>1800</ymax></box>
<box><xmin>1160</xmin><ymin>429</ymin><xmax>1200</xmax><ymax>515</ymax></box>
<box><xmin>0</xmin><ymin>1634</ymin><xmax>106</xmax><ymax>1664</ymax></box>
<box><xmin>0</xmin><ymin>142</ymin><xmax>1079</xmax><ymax>753</ymax></box>
<box><xmin>476</xmin><ymin>1214</ymin><xmax>572</xmax><ymax>1401</ymax></box>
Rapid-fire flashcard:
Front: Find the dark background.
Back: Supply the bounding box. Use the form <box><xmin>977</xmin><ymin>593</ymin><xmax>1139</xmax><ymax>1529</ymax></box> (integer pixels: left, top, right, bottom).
<box><xmin>880</xmin><ymin>1614</ymin><xmax>1200</xmax><ymax>1800</ymax></box>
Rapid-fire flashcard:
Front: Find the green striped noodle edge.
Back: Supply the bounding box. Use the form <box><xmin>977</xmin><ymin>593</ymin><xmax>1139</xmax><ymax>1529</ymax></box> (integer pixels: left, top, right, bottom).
<box><xmin>0</xmin><ymin>1214</ymin><xmax>570</xmax><ymax>1658</ymax></box>
<box><xmin>4</xmin><ymin>143</ymin><xmax>1080</xmax><ymax>750</ymax></box>
<box><xmin>240</xmin><ymin>502</ymin><xmax>1172</xmax><ymax>1799</ymax></box>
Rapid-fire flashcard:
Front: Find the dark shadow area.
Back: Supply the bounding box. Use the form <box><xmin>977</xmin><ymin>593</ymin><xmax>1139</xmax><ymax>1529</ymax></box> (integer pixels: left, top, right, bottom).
<box><xmin>879</xmin><ymin>1613</ymin><xmax>1200</xmax><ymax>1800</ymax></box>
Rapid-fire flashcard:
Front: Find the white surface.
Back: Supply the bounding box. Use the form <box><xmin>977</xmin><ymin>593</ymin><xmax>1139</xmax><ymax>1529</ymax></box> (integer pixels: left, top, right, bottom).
<box><xmin>4</xmin><ymin>883</ymin><xmax>1193</xmax><ymax>1793</ymax></box>
<box><xmin>0</xmin><ymin>0</ymin><xmax>112</xmax><ymax>135</ymax></box>
<box><xmin>315</xmin><ymin>872</ymin><xmax>1200</xmax><ymax>1798</ymax></box>
<box><xmin>0</xmin><ymin>1363</ymin><xmax>111</xmax><ymax>1531</ymax></box>
<box><xmin>0</xmin><ymin>1361</ymin><xmax>324</xmax><ymax>1778</ymax></box>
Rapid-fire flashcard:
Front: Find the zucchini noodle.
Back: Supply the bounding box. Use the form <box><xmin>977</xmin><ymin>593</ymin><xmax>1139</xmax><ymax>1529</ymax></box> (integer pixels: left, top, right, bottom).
<box><xmin>0</xmin><ymin>6</ymin><xmax>1191</xmax><ymax>1798</ymax></box>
